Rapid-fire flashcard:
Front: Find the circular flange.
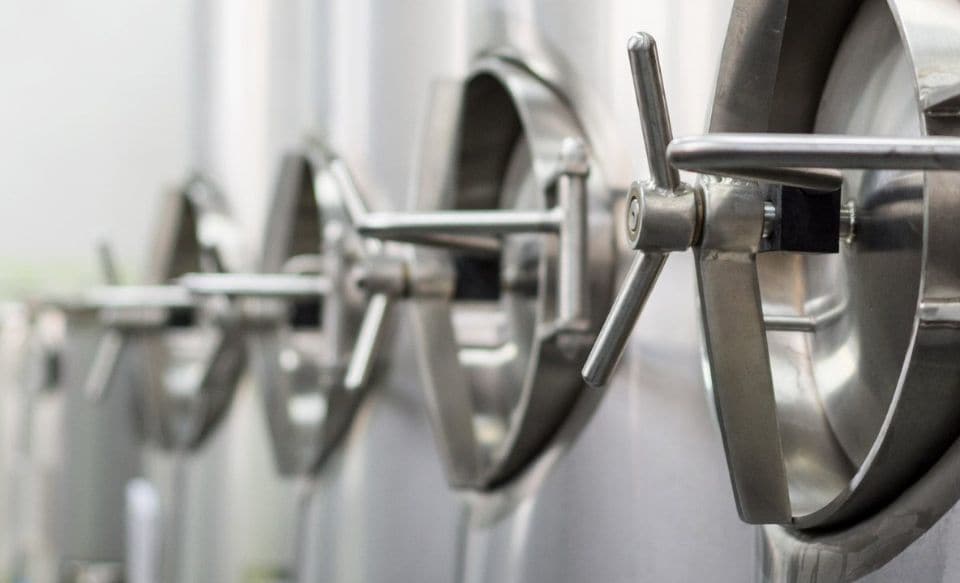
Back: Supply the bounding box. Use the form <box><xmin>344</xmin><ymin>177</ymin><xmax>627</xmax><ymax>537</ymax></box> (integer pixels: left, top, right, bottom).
<box><xmin>131</xmin><ymin>176</ymin><xmax>247</xmax><ymax>451</ymax></box>
<box><xmin>250</xmin><ymin>146</ymin><xmax>374</xmax><ymax>476</ymax></box>
<box><xmin>408</xmin><ymin>57</ymin><xmax>614</xmax><ymax>489</ymax></box>
<box><xmin>704</xmin><ymin>0</ymin><xmax>960</xmax><ymax>563</ymax></box>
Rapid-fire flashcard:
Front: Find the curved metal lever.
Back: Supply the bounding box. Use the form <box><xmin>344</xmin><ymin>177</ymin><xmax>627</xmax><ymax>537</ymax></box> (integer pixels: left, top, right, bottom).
<box><xmin>357</xmin><ymin>137</ymin><xmax>591</xmax><ymax>334</ymax></box>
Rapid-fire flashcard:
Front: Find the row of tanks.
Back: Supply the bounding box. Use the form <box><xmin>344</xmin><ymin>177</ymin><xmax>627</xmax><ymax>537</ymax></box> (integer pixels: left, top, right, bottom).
<box><xmin>5</xmin><ymin>0</ymin><xmax>960</xmax><ymax>581</ymax></box>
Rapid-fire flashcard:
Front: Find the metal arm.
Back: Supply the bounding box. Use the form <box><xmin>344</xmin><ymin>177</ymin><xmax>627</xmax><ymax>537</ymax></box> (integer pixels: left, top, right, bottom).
<box><xmin>669</xmin><ymin>133</ymin><xmax>960</xmax><ymax>172</ymax></box>
<box><xmin>357</xmin><ymin>137</ymin><xmax>592</xmax><ymax>335</ymax></box>
<box><xmin>180</xmin><ymin>273</ymin><xmax>333</xmax><ymax>298</ymax></box>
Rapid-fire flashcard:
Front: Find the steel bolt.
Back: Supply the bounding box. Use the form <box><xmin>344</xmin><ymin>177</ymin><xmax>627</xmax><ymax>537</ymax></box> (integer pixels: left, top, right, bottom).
<box><xmin>627</xmin><ymin>196</ymin><xmax>641</xmax><ymax>234</ymax></box>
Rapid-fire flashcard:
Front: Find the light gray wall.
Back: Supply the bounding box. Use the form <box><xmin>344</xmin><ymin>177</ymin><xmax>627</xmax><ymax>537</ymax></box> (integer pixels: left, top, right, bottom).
<box><xmin>0</xmin><ymin>1</ymin><xmax>194</xmax><ymax>294</ymax></box>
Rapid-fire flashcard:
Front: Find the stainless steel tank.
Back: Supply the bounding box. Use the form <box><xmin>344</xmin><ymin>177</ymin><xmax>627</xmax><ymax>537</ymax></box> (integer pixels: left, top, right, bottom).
<box><xmin>584</xmin><ymin>0</ymin><xmax>960</xmax><ymax>580</ymax></box>
<box><xmin>292</xmin><ymin>0</ymin><xmax>960</xmax><ymax>581</ymax></box>
<box><xmin>292</xmin><ymin>0</ymin><xmax>756</xmax><ymax>581</ymax></box>
<box><xmin>9</xmin><ymin>0</ymin><xmax>960</xmax><ymax>581</ymax></box>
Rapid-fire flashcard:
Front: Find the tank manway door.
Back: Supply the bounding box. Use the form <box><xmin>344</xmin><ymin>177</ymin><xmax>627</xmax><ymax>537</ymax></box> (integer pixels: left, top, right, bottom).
<box><xmin>585</xmin><ymin>4</ymin><xmax>960</xmax><ymax>546</ymax></box>
<box><xmin>79</xmin><ymin>175</ymin><xmax>247</xmax><ymax>451</ymax></box>
<box><xmin>180</xmin><ymin>142</ymin><xmax>393</xmax><ymax>476</ymax></box>
<box><xmin>354</xmin><ymin>59</ymin><xmax>616</xmax><ymax>490</ymax></box>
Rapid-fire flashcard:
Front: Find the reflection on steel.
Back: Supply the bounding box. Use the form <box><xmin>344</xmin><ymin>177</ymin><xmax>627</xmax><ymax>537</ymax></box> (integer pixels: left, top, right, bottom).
<box><xmin>711</xmin><ymin>166</ymin><xmax>842</xmax><ymax>191</ymax></box>
<box><xmin>703</xmin><ymin>0</ymin><xmax>960</xmax><ymax>577</ymax></box>
<box><xmin>84</xmin><ymin>176</ymin><xmax>248</xmax><ymax>451</ymax></box>
<box><xmin>83</xmin><ymin>330</ymin><xmax>124</xmax><ymax>401</ymax></box>
<box><xmin>359</xmin><ymin>209</ymin><xmax>562</xmax><ymax>237</ymax></box>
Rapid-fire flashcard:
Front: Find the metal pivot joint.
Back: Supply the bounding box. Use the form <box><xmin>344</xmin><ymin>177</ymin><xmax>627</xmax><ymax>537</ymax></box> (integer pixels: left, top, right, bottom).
<box><xmin>582</xmin><ymin>31</ymin><xmax>960</xmax><ymax>525</ymax></box>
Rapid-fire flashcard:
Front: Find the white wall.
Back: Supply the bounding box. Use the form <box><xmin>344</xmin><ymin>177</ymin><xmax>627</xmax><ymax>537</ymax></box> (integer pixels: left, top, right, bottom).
<box><xmin>0</xmin><ymin>0</ymin><xmax>193</xmax><ymax>295</ymax></box>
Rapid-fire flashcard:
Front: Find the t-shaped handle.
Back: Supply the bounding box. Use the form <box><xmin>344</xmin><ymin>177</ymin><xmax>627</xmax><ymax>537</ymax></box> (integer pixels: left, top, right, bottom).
<box><xmin>582</xmin><ymin>33</ymin><xmax>677</xmax><ymax>387</ymax></box>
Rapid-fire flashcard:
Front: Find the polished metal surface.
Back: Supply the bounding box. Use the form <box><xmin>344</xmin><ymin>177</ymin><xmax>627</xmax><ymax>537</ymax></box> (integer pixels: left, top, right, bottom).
<box><xmin>582</xmin><ymin>33</ymin><xmax>674</xmax><ymax>388</ymax></box>
<box><xmin>180</xmin><ymin>273</ymin><xmax>333</xmax><ymax>298</ymax></box>
<box><xmin>300</xmin><ymin>0</ymin><xmax>754</xmax><ymax>581</ymax></box>
<box><xmin>734</xmin><ymin>0</ymin><xmax>960</xmax><ymax>533</ymax></box>
<box><xmin>61</xmin><ymin>176</ymin><xmax>249</xmax><ymax>453</ymax></box>
<box><xmin>669</xmin><ymin>134</ymin><xmax>960</xmax><ymax>171</ymax></box>
<box><xmin>580</xmin><ymin>253</ymin><xmax>664</xmax><ymax>387</ymax></box>
<box><xmin>358</xmin><ymin>136</ymin><xmax>593</xmax><ymax>335</ymax></box>
<box><xmin>627</xmin><ymin>33</ymin><xmax>679</xmax><ymax>191</ymax></box>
